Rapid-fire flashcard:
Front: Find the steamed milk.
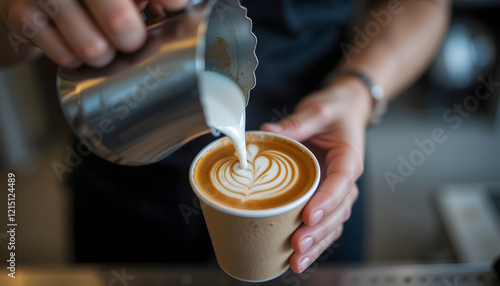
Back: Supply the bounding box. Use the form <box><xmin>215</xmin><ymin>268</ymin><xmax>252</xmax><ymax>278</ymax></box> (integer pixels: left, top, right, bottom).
<box><xmin>200</xmin><ymin>71</ymin><xmax>248</xmax><ymax>169</ymax></box>
<box><xmin>199</xmin><ymin>71</ymin><xmax>316</xmax><ymax>210</ymax></box>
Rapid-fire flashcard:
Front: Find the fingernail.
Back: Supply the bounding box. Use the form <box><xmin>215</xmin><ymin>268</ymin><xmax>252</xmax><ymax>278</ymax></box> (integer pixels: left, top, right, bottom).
<box><xmin>298</xmin><ymin>256</ymin><xmax>311</xmax><ymax>272</ymax></box>
<box><xmin>299</xmin><ymin>236</ymin><xmax>314</xmax><ymax>253</ymax></box>
<box><xmin>311</xmin><ymin>210</ymin><xmax>324</xmax><ymax>226</ymax></box>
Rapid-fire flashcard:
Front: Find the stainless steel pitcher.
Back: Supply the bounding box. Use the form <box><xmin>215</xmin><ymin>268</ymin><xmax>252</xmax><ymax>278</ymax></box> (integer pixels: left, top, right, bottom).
<box><xmin>57</xmin><ymin>0</ymin><xmax>258</xmax><ymax>166</ymax></box>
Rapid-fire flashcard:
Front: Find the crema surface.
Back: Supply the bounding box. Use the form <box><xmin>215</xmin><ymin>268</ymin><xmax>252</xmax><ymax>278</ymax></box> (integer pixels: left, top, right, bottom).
<box><xmin>194</xmin><ymin>135</ymin><xmax>316</xmax><ymax>210</ymax></box>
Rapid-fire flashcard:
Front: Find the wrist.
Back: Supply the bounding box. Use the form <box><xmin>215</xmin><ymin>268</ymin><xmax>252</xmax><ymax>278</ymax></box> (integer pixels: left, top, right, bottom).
<box><xmin>324</xmin><ymin>75</ymin><xmax>374</xmax><ymax>128</ymax></box>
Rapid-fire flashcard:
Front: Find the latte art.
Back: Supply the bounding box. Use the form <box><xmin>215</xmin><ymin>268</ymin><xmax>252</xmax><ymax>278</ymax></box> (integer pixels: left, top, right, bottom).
<box><xmin>211</xmin><ymin>144</ymin><xmax>299</xmax><ymax>202</ymax></box>
<box><xmin>193</xmin><ymin>134</ymin><xmax>317</xmax><ymax>210</ymax></box>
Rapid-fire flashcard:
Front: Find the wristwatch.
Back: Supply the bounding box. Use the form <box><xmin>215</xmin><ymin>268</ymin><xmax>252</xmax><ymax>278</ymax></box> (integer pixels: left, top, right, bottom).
<box><xmin>326</xmin><ymin>69</ymin><xmax>388</xmax><ymax>125</ymax></box>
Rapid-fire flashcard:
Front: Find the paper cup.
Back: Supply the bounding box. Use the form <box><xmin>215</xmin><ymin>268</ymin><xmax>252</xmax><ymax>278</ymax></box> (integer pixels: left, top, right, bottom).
<box><xmin>189</xmin><ymin>131</ymin><xmax>320</xmax><ymax>282</ymax></box>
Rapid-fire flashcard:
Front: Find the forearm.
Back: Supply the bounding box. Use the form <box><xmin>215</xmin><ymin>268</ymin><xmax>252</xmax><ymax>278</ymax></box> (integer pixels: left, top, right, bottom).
<box><xmin>339</xmin><ymin>0</ymin><xmax>451</xmax><ymax>102</ymax></box>
<box><xmin>0</xmin><ymin>13</ymin><xmax>41</xmax><ymax>66</ymax></box>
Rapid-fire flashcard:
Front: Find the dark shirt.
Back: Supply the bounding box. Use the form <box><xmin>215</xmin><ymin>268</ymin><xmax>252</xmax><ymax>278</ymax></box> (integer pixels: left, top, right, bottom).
<box><xmin>71</xmin><ymin>0</ymin><xmax>363</xmax><ymax>264</ymax></box>
<box><xmin>243</xmin><ymin>0</ymin><xmax>354</xmax><ymax>128</ymax></box>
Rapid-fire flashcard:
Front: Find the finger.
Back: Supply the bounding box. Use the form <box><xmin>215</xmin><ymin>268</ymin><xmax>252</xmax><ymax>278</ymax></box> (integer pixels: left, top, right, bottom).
<box><xmin>6</xmin><ymin>4</ymin><xmax>81</xmax><ymax>67</ymax></box>
<box><xmin>149</xmin><ymin>3</ymin><xmax>165</xmax><ymax>17</ymax></box>
<box><xmin>260</xmin><ymin>104</ymin><xmax>331</xmax><ymax>142</ymax></box>
<box><xmin>51</xmin><ymin>0</ymin><xmax>115</xmax><ymax>68</ymax></box>
<box><xmin>291</xmin><ymin>185</ymin><xmax>358</xmax><ymax>253</ymax></box>
<box><xmin>134</xmin><ymin>0</ymin><xmax>149</xmax><ymax>11</ymax></box>
<box><xmin>290</xmin><ymin>224</ymin><xmax>344</xmax><ymax>273</ymax></box>
<box><xmin>150</xmin><ymin>0</ymin><xmax>190</xmax><ymax>11</ymax></box>
<box><xmin>84</xmin><ymin>0</ymin><xmax>147</xmax><ymax>53</ymax></box>
<box><xmin>33</xmin><ymin>24</ymin><xmax>82</xmax><ymax>68</ymax></box>
<box><xmin>302</xmin><ymin>144</ymin><xmax>363</xmax><ymax>226</ymax></box>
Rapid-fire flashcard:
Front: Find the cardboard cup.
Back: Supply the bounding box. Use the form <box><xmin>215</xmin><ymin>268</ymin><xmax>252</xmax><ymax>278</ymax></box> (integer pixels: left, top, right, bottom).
<box><xmin>189</xmin><ymin>131</ymin><xmax>320</xmax><ymax>282</ymax></box>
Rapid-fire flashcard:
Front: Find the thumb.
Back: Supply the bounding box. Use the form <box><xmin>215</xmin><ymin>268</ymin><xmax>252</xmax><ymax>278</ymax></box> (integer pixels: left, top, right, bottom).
<box><xmin>260</xmin><ymin>107</ymin><xmax>328</xmax><ymax>142</ymax></box>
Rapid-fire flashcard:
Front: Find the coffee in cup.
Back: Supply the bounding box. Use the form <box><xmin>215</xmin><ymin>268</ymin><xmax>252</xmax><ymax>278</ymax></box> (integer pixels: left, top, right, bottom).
<box><xmin>190</xmin><ymin>131</ymin><xmax>320</xmax><ymax>282</ymax></box>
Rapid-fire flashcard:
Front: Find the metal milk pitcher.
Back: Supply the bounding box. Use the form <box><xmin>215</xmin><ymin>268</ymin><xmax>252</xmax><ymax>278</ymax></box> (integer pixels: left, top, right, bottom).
<box><xmin>57</xmin><ymin>0</ymin><xmax>258</xmax><ymax>166</ymax></box>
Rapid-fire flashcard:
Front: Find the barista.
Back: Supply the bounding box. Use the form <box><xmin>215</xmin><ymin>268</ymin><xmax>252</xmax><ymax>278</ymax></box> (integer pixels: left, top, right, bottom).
<box><xmin>0</xmin><ymin>0</ymin><xmax>450</xmax><ymax>273</ymax></box>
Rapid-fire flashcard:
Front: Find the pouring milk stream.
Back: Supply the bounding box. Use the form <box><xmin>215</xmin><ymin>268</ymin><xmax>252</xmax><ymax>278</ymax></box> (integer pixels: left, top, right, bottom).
<box><xmin>200</xmin><ymin>70</ymin><xmax>248</xmax><ymax>170</ymax></box>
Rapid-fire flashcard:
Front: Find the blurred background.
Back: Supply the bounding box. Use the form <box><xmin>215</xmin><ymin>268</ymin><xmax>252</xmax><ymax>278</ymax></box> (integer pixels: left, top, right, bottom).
<box><xmin>1</xmin><ymin>0</ymin><xmax>500</xmax><ymax>285</ymax></box>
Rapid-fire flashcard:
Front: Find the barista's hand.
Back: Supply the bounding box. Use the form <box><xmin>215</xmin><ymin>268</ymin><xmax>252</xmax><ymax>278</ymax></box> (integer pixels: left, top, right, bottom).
<box><xmin>0</xmin><ymin>0</ymin><xmax>188</xmax><ymax>68</ymax></box>
<box><xmin>261</xmin><ymin>76</ymin><xmax>372</xmax><ymax>273</ymax></box>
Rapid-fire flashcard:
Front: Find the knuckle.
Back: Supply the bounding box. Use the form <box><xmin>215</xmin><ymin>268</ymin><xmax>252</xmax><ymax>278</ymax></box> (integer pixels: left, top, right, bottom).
<box><xmin>103</xmin><ymin>7</ymin><xmax>145</xmax><ymax>52</ymax></box>
<box><xmin>342</xmin><ymin>207</ymin><xmax>352</xmax><ymax>223</ymax></box>
<box><xmin>347</xmin><ymin>146</ymin><xmax>365</xmax><ymax>179</ymax></box>
<box><xmin>104</xmin><ymin>7</ymin><xmax>137</xmax><ymax>34</ymax></box>
<box><xmin>356</xmin><ymin>162</ymin><xmax>365</xmax><ymax>179</ymax></box>
<box><xmin>317</xmin><ymin>234</ymin><xmax>336</xmax><ymax>257</ymax></box>
<box><xmin>78</xmin><ymin>38</ymin><xmax>110</xmax><ymax>61</ymax></box>
<box><xmin>310</xmin><ymin>103</ymin><xmax>331</xmax><ymax>119</ymax></box>
<box><xmin>311</xmin><ymin>244</ymin><xmax>324</xmax><ymax>261</ymax></box>
<box><xmin>279</xmin><ymin>116</ymin><xmax>302</xmax><ymax>131</ymax></box>
<box><xmin>327</xmin><ymin>144</ymin><xmax>364</xmax><ymax>182</ymax></box>
<box><xmin>352</xmin><ymin>186</ymin><xmax>360</xmax><ymax>201</ymax></box>
<box><xmin>318</xmin><ymin>221</ymin><xmax>330</xmax><ymax>241</ymax></box>
<box><xmin>336</xmin><ymin>225</ymin><xmax>344</xmax><ymax>239</ymax></box>
<box><xmin>343</xmin><ymin>170</ymin><xmax>355</xmax><ymax>192</ymax></box>
<box><xmin>333</xmin><ymin>169</ymin><xmax>355</xmax><ymax>194</ymax></box>
<box><xmin>325</xmin><ymin>191</ymin><xmax>338</xmax><ymax>212</ymax></box>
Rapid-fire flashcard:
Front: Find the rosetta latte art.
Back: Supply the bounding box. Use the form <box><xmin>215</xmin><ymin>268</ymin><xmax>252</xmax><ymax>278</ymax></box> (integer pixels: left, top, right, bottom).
<box><xmin>211</xmin><ymin>144</ymin><xmax>299</xmax><ymax>202</ymax></box>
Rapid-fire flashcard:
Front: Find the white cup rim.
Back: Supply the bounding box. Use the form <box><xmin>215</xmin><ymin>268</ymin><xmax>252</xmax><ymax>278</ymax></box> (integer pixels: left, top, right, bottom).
<box><xmin>189</xmin><ymin>131</ymin><xmax>320</xmax><ymax>218</ymax></box>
